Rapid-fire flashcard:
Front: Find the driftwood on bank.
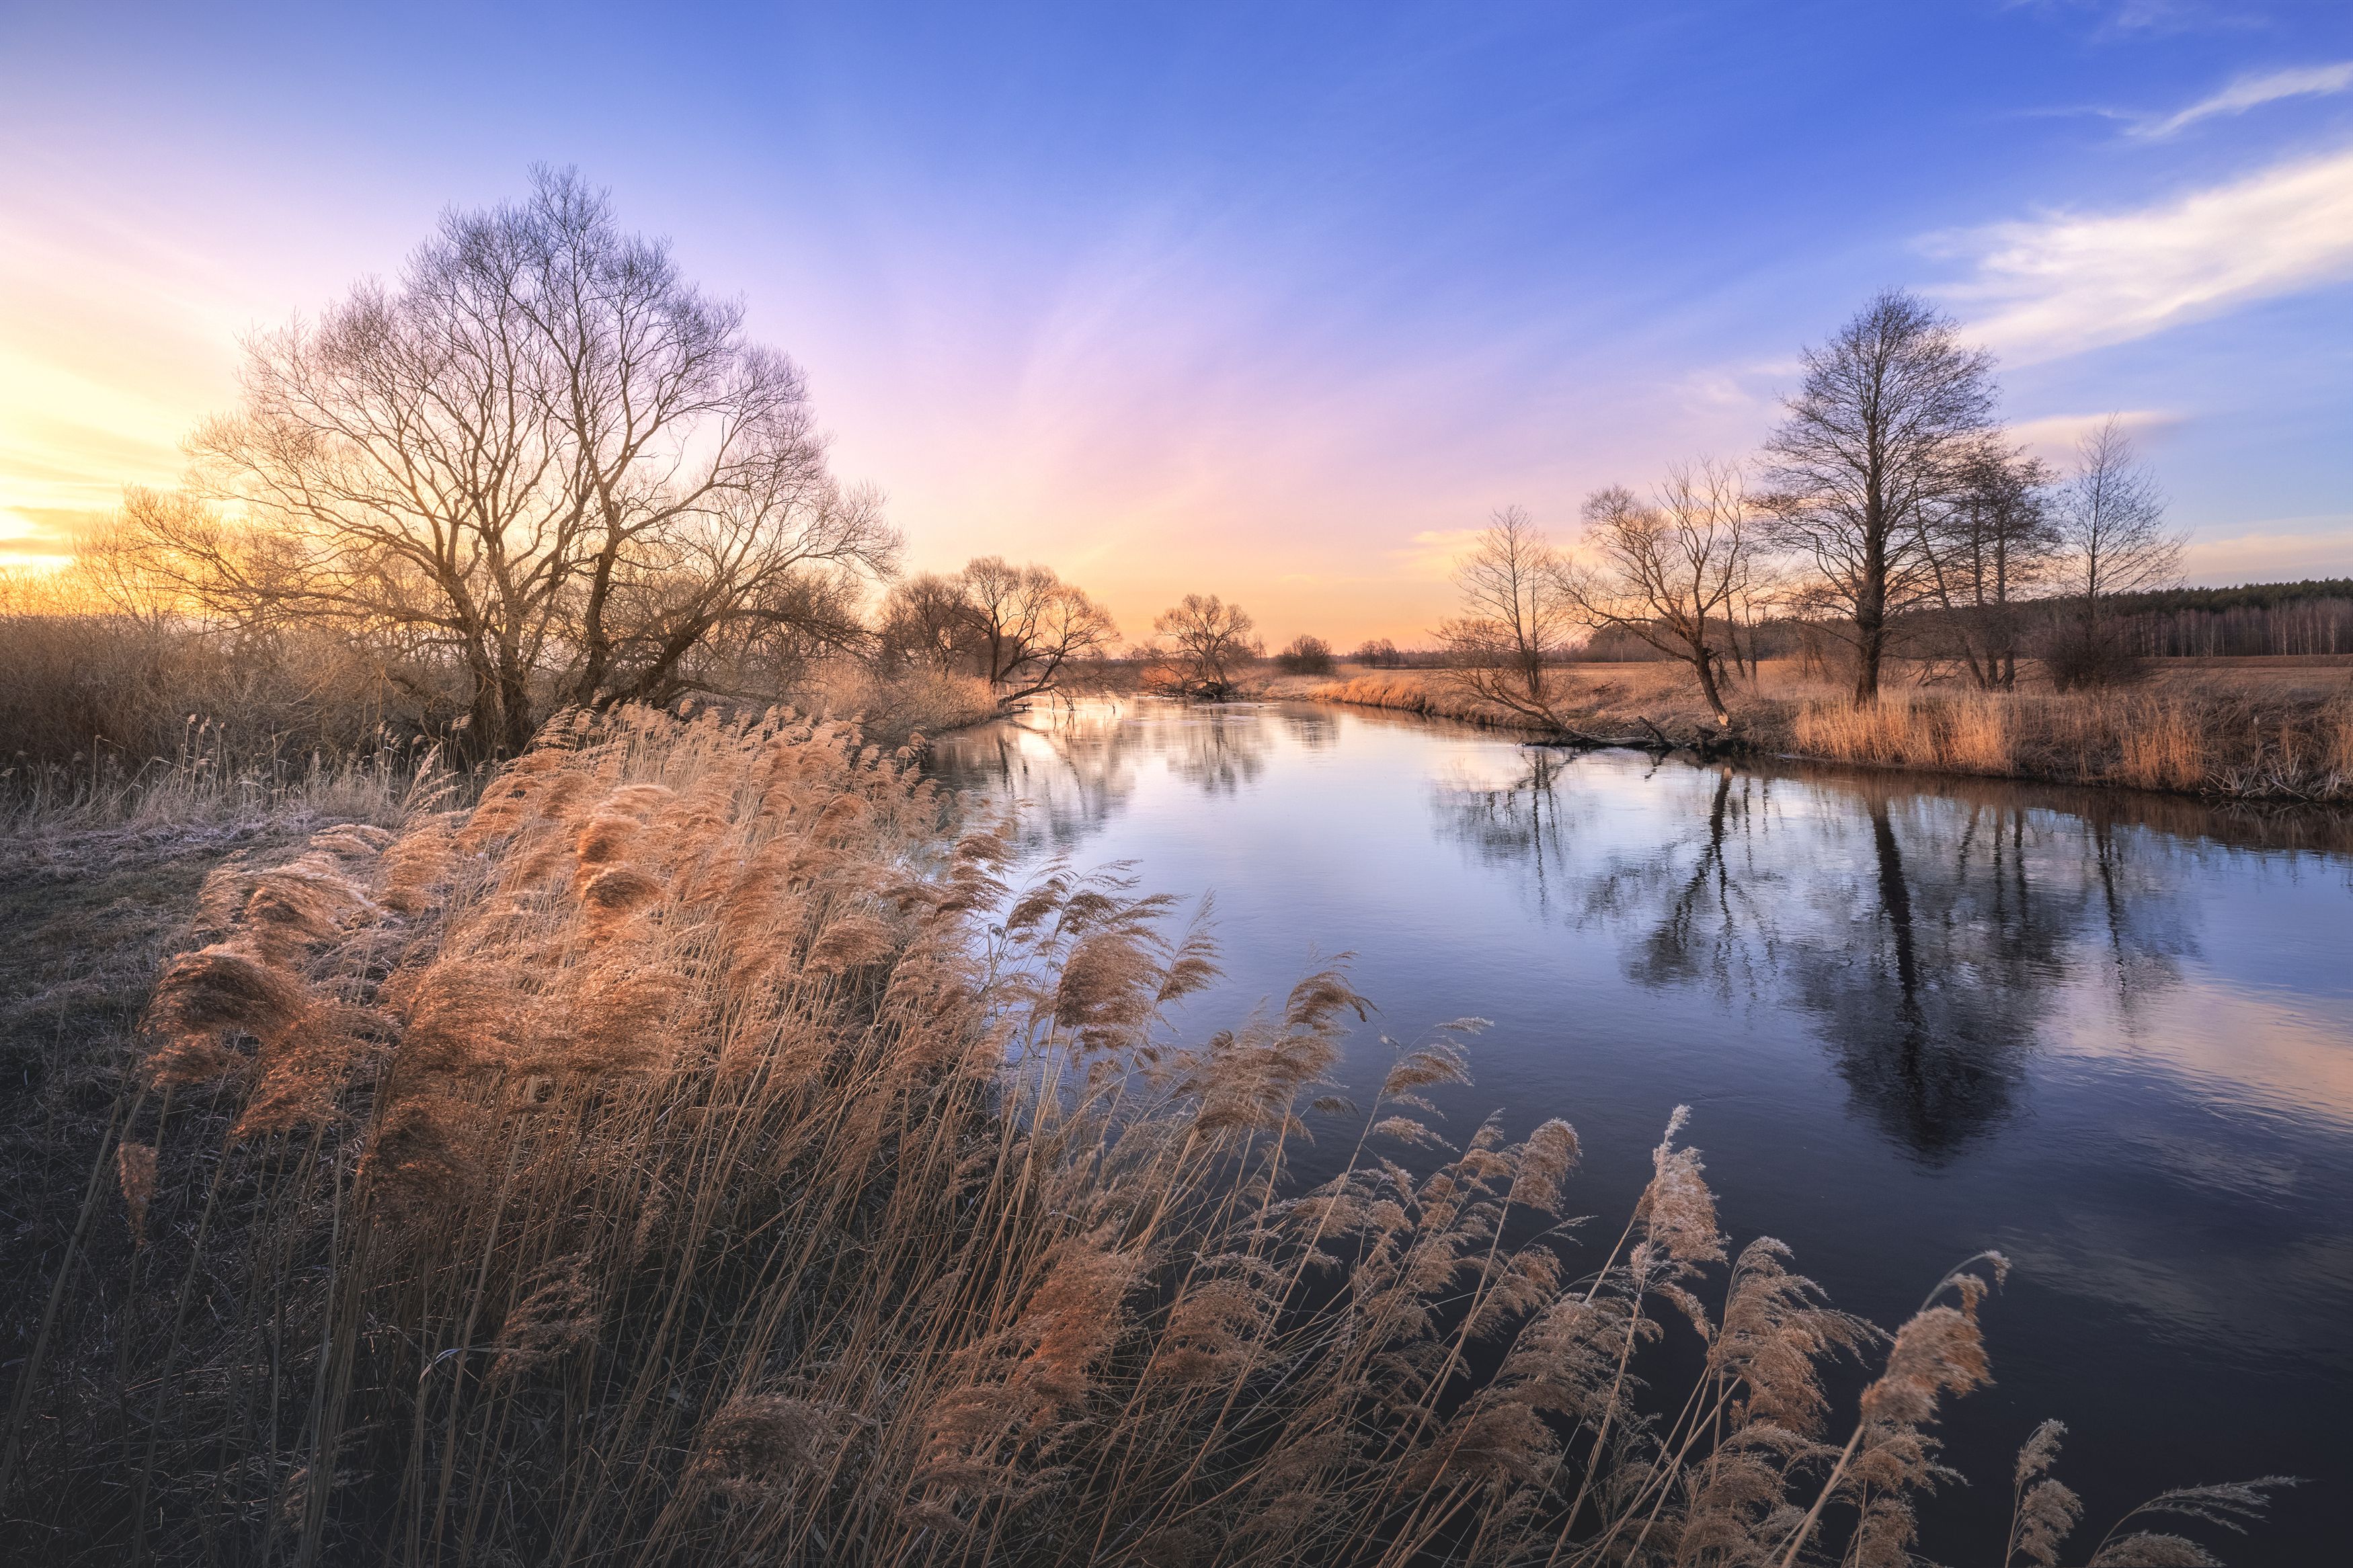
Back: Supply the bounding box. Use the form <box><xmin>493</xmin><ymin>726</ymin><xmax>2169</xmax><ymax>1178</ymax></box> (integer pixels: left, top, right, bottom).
<box><xmin>1523</xmin><ymin>717</ymin><xmax>1750</xmax><ymax>759</ymax></box>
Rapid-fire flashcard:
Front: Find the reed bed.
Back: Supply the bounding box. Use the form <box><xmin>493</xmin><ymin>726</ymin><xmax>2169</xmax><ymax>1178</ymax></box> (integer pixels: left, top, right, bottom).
<box><xmin>2</xmin><ymin>708</ymin><xmax>2282</xmax><ymax>1566</ymax></box>
<box><xmin>1317</xmin><ymin>669</ymin><xmax>2353</xmax><ymax>803</ymax></box>
<box><xmin>0</xmin><ymin>723</ymin><xmax>450</xmax><ymax>833</ymax></box>
<box><xmin>1790</xmin><ymin>690</ymin><xmax>2352</xmax><ymax>800</ymax></box>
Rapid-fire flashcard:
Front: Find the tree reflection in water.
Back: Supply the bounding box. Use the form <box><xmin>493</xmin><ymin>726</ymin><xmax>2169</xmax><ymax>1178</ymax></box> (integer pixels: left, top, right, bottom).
<box><xmin>1432</xmin><ymin>753</ymin><xmax>2194</xmax><ymax>1162</ymax></box>
<box><xmin>926</xmin><ymin>698</ymin><xmax>1276</xmax><ymax>854</ymax></box>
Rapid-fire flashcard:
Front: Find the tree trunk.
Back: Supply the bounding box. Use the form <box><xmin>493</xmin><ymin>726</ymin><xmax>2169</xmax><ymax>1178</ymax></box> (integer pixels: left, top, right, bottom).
<box><xmin>1853</xmin><ymin>622</ymin><xmax>1884</xmax><ymax>704</ymax></box>
<box><xmin>1694</xmin><ymin>659</ymin><xmax>1731</xmax><ymax>728</ymax></box>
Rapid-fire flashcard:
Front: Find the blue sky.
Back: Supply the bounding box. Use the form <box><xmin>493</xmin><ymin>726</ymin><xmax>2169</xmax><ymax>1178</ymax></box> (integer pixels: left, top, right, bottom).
<box><xmin>3</xmin><ymin>0</ymin><xmax>2349</xmax><ymax>641</ymax></box>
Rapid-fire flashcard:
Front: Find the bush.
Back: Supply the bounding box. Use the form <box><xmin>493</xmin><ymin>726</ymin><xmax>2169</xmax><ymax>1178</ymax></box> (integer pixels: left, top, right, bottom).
<box><xmin>2041</xmin><ymin>620</ymin><xmax>2149</xmax><ymax>690</ymax></box>
<box><xmin>1274</xmin><ymin>634</ymin><xmax>1337</xmax><ymax>675</ymax></box>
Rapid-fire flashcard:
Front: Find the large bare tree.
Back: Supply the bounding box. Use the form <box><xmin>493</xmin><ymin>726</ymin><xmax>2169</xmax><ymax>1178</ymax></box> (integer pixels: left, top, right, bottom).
<box><xmin>1564</xmin><ymin>462</ymin><xmax>1757</xmax><ymax>728</ymax></box>
<box><xmin>1760</xmin><ymin>290</ymin><xmax>1997</xmax><ymax>702</ymax></box>
<box><xmin>876</xmin><ymin>572</ymin><xmax>978</xmax><ymax>675</ymax></box>
<box><xmin>1435</xmin><ymin>506</ymin><xmax>1578</xmax><ymax>727</ymax></box>
<box><xmin>149</xmin><ymin>167</ymin><xmax>895</xmax><ymax>757</ymax></box>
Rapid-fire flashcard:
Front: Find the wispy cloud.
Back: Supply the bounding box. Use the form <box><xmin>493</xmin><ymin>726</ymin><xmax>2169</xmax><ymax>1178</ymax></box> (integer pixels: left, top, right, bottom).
<box><xmin>1933</xmin><ymin>143</ymin><xmax>2353</xmax><ymax>362</ymax></box>
<box><xmin>1390</xmin><ymin>528</ymin><xmax>1486</xmax><ymax>579</ymax></box>
<box><xmin>2007</xmin><ymin>0</ymin><xmax>2268</xmax><ymax>40</ymax></box>
<box><xmin>2132</xmin><ymin>60</ymin><xmax>2353</xmax><ymax>138</ymax></box>
<box><xmin>2006</xmin><ymin>409</ymin><xmax>2181</xmax><ymax>465</ymax></box>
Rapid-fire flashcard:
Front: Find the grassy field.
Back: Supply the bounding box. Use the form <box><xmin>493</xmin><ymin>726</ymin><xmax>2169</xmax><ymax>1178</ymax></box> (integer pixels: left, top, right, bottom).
<box><xmin>1281</xmin><ymin>659</ymin><xmax>2353</xmax><ymax>802</ymax></box>
<box><xmin>3</xmin><ymin>704</ymin><xmax>2282</xmax><ymax>1567</ymax></box>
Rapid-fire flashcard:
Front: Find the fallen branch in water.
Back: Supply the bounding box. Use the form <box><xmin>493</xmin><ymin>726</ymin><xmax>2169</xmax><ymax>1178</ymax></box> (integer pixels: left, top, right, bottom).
<box><xmin>1524</xmin><ymin>717</ymin><xmax>1754</xmax><ymax>757</ymax></box>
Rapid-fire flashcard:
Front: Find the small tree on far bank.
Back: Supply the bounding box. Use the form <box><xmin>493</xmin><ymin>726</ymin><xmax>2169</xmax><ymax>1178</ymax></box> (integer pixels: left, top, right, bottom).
<box><xmin>2045</xmin><ymin>418</ymin><xmax>2182</xmax><ymax>688</ymax></box>
<box><xmin>1149</xmin><ymin>593</ymin><xmax>1262</xmax><ymax>697</ymax></box>
<box><xmin>1435</xmin><ymin>506</ymin><xmax>1579</xmax><ymax>727</ymax></box>
<box><xmin>1562</xmin><ymin>462</ymin><xmax>1757</xmax><ymax>728</ymax></box>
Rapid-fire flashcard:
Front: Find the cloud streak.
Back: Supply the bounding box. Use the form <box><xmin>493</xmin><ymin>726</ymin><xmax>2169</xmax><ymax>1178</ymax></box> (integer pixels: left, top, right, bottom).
<box><xmin>1936</xmin><ymin>143</ymin><xmax>2353</xmax><ymax>362</ymax></box>
<box><xmin>2132</xmin><ymin>60</ymin><xmax>2353</xmax><ymax>138</ymax></box>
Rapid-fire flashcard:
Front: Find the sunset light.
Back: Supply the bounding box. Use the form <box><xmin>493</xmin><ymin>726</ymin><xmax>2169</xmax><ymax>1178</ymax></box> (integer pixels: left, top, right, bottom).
<box><xmin>4</xmin><ymin>6</ymin><xmax>2348</xmax><ymax>1565</ymax></box>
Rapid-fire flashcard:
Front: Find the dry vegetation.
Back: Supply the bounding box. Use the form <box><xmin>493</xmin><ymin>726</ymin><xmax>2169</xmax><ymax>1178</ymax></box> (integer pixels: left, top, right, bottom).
<box><xmin>1311</xmin><ymin>661</ymin><xmax>2353</xmax><ymax>803</ymax></box>
<box><xmin>0</xmin><ymin>598</ymin><xmax>995</xmax><ymax>828</ymax></box>
<box><xmin>1</xmin><ymin>708</ymin><xmax>2284</xmax><ymax>1566</ymax></box>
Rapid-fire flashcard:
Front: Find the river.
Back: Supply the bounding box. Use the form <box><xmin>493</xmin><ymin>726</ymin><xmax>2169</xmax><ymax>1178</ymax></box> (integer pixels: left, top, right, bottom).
<box><xmin>927</xmin><ymin>695</ymin><xmax>2351</xmax><ymax>1560</ymax></box>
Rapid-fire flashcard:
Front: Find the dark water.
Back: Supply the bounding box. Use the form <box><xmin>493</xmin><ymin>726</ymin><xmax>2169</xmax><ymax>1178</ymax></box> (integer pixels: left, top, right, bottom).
<box><xmin>930</xmin><ymin>696</ymin><xmax>2352</xmax><ymax>1561</ymax></box>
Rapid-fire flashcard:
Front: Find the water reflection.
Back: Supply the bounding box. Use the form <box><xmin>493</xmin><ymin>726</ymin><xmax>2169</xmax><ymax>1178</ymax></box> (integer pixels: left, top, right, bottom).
<box><xmin>935</xmin><ymin>700</ymin><xmax>1280</xmax><ymax>852</ymax></box>
<box><xmin>1431</xmin><ymin>757</ymin><xmax>2206</xmax><ymax>1159</ymax></box>
<box><xmin>931</xmin><ymin>698</ymin><xmax>2353</xmax><ymax>1555</ymax></box>
<box><xmin>939</xmin><ymin>700</ymin><xmax>2299</xmax><ymax>1163</ymax></box>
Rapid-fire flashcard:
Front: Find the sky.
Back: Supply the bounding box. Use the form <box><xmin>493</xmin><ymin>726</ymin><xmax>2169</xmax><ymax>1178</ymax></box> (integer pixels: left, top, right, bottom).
<box><xmin>3</xmin><ymin>0</ymin><xmax>2351</xmax><ymax>645</ymax></box>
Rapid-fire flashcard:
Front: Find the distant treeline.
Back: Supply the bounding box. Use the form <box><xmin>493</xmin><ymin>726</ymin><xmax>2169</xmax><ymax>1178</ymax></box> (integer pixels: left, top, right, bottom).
<box><xmin>1328</xmin><ymin>579</ymin><xmax>2353</xmax><ymax>669</ymax></box>
<box><xmin>2106</xmin><ymin>579</ymin><xmax>2353</xmax><ymax>658</ymax></box>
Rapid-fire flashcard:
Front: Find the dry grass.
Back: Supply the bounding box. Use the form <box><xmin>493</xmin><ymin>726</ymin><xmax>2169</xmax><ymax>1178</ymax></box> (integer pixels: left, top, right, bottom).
<box><xmin>799</xmin><ymin>662</ymin><xmax>1001</xmax><ymax>745</ymax></box>
<box><xmin>1316</xmin><ymin>663</ymin><xmax>2353</xmax><ymax>802</ymax></box>
<box><xmin>1</xmin><ymin>708</ymin><xmax>2284</xmax><ymax>1566</ymax></box>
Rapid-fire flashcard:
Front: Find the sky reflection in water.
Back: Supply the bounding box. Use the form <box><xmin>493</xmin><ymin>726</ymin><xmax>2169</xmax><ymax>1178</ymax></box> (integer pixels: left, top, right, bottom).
<box><xmin>929</xmin><ymin>697</ymin><xmax>2352</xmax><ymax>1559</ymax></box>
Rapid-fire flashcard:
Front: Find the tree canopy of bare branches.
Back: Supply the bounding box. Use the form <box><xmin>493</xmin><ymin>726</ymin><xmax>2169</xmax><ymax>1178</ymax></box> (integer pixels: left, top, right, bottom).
<box><xmin>2043</xmin><ymin>418</ymin><xmax>2182</xmax><ymax>688</ymax></box>
<box><xmin>1912</xmin><ymin>438</ymin><xmax>2056</xmax><ymax>690</ymax></box>
<box><xmin>958</xmin><ymin>557</ymin><xmax>1119</xmax><ymax>702</ymax></box>
<box><xmin>138</xmin><ymin>167</ymin><xmax>897</xmax><ymax>757</ymax></box>
<box><xmin>1149</xmin><ymin>593</ymin><xmax>1262</xmax><ymax>697</ymax></box>
<box><xmin>879</xmin><ymin>557</ymin><xmax>1116</xmax><ymax>704</ymax></box>
<box><xmin>2052</xmin><ymin>419</ymin><xmax>2180</xmax><ymax>619</ymax></box>
<box><xmin>1760</xmin><ymin>290</ymin><xmax>1997</xmax><ymax>702</ymax></box>
<box><xmin>1564</xmin><ymin>462</ymin><xmax>1757</xmax><ymax>727</ymax></box>
<box><xmin>1434</xmin><ymin>507</ymin><xmax>1579</xmax><ymax>727</ymax></box>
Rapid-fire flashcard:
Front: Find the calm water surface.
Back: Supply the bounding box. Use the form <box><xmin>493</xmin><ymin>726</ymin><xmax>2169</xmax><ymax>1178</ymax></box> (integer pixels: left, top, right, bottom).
<box><xmin>929</xmin><ymin>697</ymin><xmax>2352</xmax><ymax>1560</ymax></box>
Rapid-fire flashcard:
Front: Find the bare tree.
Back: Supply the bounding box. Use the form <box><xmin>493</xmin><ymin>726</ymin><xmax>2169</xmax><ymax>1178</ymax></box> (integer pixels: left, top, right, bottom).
<box><xmin>2045</xmin><ymin>418</ymin><xmax>2182</xmax><ymax>686</ymax></box>
<box><xmin>1760</xmin><ymin>290</ymin><xmax>1998</xmax><ymax>702</ymax></box>
<box><xmin>1913</xmin><ymin>437</ymin><xmax>2056</xmax><ymax>690</ymax></box>
<box><xmin>958</xmin><ymin>557</ymin><xmax>1119</xmax><ymax>703</ymax></box>
<box><xmin>875</xmin><ymin>572</ymin><xmax>978</xmax><ymax>675</ymax></box>
<box><xmin>875</xmin><ymin>559</ymin><xmax>1115</xmax><ymax>704</ymax></box>
<box><xmin>1150</xmin><ymin>593</ymin><xmax>1261</xmax><ymax>697</ymax></box>
<box><xmin>1435</xmin><ymin>506</ymin><xmax>1578</xmax><ymax>727</ymax></box>
<box><xmin>2053</xmin><ymin>419</ymin><xmax>2180</xmax><ymax>615</ymax></box>
<box><xmin>153</xmin><ymin>167</ymin><xmax>894</xmax><ymax>757</ymax></box>
<box><xmin>1562</xmin><ymin>462</ymin><xmax>1757</xmax><ymax>728</ymax></box>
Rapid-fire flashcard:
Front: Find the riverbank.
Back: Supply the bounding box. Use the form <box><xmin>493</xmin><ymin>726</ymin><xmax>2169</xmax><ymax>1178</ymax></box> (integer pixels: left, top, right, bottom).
<box><xmin>1285</xmin><ymin>659</ymin><xmax>2353</xmax><ymax>802</ymax></box>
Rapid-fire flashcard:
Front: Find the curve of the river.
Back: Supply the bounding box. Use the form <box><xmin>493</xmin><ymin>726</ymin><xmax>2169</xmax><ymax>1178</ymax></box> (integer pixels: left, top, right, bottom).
<box><xmin>928</xmin><ymin>695</ymin><xmax>2352</xmax><ymax>1561</ymax></box>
